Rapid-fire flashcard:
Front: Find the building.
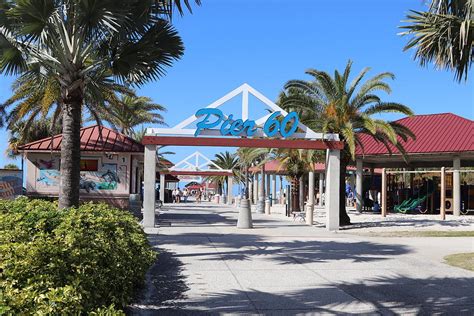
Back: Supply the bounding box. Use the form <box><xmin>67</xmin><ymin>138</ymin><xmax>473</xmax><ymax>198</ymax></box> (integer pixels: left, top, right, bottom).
<box><xmin>355</xmin><ymin>113</ymin><xmax>474</xmax><ymax>215</ymax></box>
<box><xmin>18</xmin><ymin>125</ymin><xmax>145</xmax><ymax>209</ymax></box>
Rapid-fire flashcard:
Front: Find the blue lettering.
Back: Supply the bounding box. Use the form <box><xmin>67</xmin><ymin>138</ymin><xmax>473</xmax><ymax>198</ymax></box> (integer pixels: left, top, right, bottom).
<box><xmin>242</xmin><ymin>120</ymin><xmax>257</xmax><ymax>136</ymax></box>
<box><xmin>280</xmin><ymin>112</ymin><xmax>299</xmax><ymax>138</ymax></box>
<box><xmin>263</xmin><ymin>111</ymin><xmax>281</xmax><ymax>137</ymax></box>
<box><xmin>194</xmin><ymin>108</ymin><xmax>224</xmax><ymax>136</ymax></box>
<box><xmin>220</xmin><ymin>114</ymin><xmax>234</xmax><ymax>135</ymax></box>
<box><xmin>193</xmin><ymin>108</ymin><xmax>300</xmax><ymax>138</ymax></box>
<box><xmin>229</xmin><ymin>119</ymin><xmax>244</xmax><ymax>136</ymax></box>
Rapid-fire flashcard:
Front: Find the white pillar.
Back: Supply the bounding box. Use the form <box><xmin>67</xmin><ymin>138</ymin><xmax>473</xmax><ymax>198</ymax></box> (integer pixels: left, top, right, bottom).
<box><xmin>381</xmin><ymin>168</ymin><xmax>387</xmax><ymax>217</ymax></box>
<box><xmin>266</xmin><ymin>174</ymin><xmax>271</xmax><ymax>200</ymax></box>
<box><xmin>271</xmin><ymin>174</ymin><xmax>277</xmax><ymax>203</ymax></box>
<box><xmin>440</xmin><ymin>167</ymin><xmax>446</xmax><ymax>220</ymax></box>
<box><xmin>356</xmin><ymin>159</ymin><xmax>363</xmax><ymax>212</ymax></box>
<box><xmin>248</xmin><ymin>177</ymin><xmax>253</xmax><ymax>203</ymax></box>
<box><xmin>325</xmin><ymin>149</ymin><xmax>340</xmax><ymax>231</ymax></box>
<box><xmin>254</xmin><ymin>174</ymin><xmax>259</xmax><ymax>204</ymax></box>
<box><xmin>306</xmin><ymin>171</ymin><xmax>315</xmax><ymax>225</ymax></box>
<box><xmin>453</xmin><ymin>157</ymin><xmax>461</xmax><ymax>216</ymax></box>
<box><xmin>318</xmin><ymin>173</ymin><xmax>324</xmax><ymax>207</ymax></box>
<box><xmin>227</xmin><ymin>177</ymin><xmax>233</xmax><ymax>205</ymax></box>
<box><xmin>143</xmin><ymin>145</ymin><xmax>156</xmax><ymax>228</ymax></box>
<box><xmin>159</xmin><ymin>173</ymin><xmax>165</xmax><ymax>203</ymax></box>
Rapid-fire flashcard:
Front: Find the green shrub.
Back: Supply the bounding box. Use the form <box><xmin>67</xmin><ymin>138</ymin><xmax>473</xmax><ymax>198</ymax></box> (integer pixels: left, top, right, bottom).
<box><xmin>0</xmin><ymin>197</ymin><xmax>155</xmax><ymax>314</ymax></box>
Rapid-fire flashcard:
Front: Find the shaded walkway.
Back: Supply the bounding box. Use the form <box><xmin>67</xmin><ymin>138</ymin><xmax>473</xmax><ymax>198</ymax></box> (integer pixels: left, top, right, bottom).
<box><xmin>130</xmin><ymin>202</ymin><xmax>474</xmax><ymax>314</ymax></box>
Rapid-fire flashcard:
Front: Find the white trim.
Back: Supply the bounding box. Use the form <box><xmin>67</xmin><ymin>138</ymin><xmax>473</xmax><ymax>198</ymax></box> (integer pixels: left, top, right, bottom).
<box><xmin>145</xmin><ymin>83</ymin><xmax>338</xmax><ymax>141</ymax></box>
<box><xmin>168</xmin><ymin>151</ymin><xmax>232</xmax><ymax>173</ymax></box>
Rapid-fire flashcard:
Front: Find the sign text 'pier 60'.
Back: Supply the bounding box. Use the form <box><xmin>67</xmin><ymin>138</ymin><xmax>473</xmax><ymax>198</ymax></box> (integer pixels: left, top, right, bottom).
<box><xmin>194</xmin><ymin>108</ymin><xmax>299</xmax><ymax>138</ymax></box>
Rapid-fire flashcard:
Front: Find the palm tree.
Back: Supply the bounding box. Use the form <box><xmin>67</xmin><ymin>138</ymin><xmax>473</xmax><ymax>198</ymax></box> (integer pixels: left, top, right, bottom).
<box><xmin>275</xmin><ymin>149</ymin><xmax>322</xmax><ymax>212</ymax></box>
<box><xmin>6</xmin><ymin>118</ymin><xmax>62</xmax><ymax>158</ymax></box>
<box><xmin>236</xmin><ymin>147</ymin><xmax>270</xmax><ymax>200</ymax></box>
<box><xmin>0</xmin><ymin>0</ymin><xmax>199</xmax><ymax>208</ymax></box>
<box><xmin>0</xmin><ymin>70</ymin><xmax>133</xmax><ymax>134</ymax></box>
<box><xmin>207</xmin><ymin>151</ymin><xmax>239</xmax><ymax>196</ymax></box>
<box><xmin>400</xmin><ymin>0</ymin><xmax>473</xmax><ymax>82</ymax></box>
<box><xmin>281</xmin><ymin>60</ymin><xmax>415</xmax><ymax>225</ymax></box>
<box><xmin>94</xmin><ymin>94</ymin><xmax>166</xmax><ymax>137</ymax></box>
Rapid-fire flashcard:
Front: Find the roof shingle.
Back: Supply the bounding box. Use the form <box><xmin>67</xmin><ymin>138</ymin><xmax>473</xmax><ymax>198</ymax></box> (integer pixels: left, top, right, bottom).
<box><xmin>18</xmin><ymin>125</ymin><xmax>144</xmax><ymax>153</ymax></box>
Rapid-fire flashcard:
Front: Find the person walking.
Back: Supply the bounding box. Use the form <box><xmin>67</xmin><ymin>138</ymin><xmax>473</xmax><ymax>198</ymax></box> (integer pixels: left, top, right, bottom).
<box><xmin>172</xmin><ymin>188</ymin><xmax>177</xmax><ymax>203</ymax></box>
<box><xmin>183</xmin><ymin>188</ymin><xmax>189</xmax><ymax>203</ymax></box>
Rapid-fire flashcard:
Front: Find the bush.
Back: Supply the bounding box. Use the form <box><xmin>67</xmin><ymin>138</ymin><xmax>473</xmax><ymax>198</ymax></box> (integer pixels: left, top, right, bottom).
<box><xmin>0</xmin><ymin>198</ymin><xmax>155</xmax><ymax>314</ymax></box>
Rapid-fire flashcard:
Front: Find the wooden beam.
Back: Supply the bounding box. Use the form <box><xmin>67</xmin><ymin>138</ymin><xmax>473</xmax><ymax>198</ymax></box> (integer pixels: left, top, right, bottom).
<box><xmin>142</xmin><ymin>136</ymin><xmax>344</xmax><ymax>150</ymax></box>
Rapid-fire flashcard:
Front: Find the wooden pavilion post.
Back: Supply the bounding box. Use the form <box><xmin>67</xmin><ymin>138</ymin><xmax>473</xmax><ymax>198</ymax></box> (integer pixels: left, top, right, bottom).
<box><xmin>440</xmin><ymin>167</ymin><xmax>446</xmax><ymax>220</ymax></box>
<box><xmin>381</xmin><ymin>168</ymin><xmax>387</xmax><ymax>217</ymax></box>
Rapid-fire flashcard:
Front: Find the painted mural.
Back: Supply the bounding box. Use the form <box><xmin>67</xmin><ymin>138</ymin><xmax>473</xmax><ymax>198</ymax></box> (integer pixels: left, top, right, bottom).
<box><xmin>0</xmin><ymin>170</ymin><xmax>23</xmax><ymax>199</ymax></box>
<box><xmin>34</xmin><ymin>157</ymin><xmax>126</xmax><ymax>193</ymax></box>
<box><xmin>79</xmin><ymin>163</ymin><xmax>123</xmax><ymax>192</ymax></box>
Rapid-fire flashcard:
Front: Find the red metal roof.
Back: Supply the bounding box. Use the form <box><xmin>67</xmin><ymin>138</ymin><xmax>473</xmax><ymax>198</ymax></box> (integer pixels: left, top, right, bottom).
<box><xmin>18</xmin><ymin>125</ymin><xmax>144</xmax><ymax>153</ymax></box>
<box><xmin>356</xmin><ymin>113</ymin><xmax>474</xmax><ymax>156</ymax></box>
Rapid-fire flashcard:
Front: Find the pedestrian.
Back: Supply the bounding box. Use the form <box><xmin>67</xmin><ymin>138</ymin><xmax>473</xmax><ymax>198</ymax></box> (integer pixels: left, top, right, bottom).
<box><xmin>172</xmin><ymin>188</ymin><xmax>177</xmax><ymax>203</ymax></box>
<box><xmin>196</xmin><ymin>188</ymin><xmax>202</xmax><ymax>203</ymax></box>
<box><xmin>183</xmin><ymin>188</ymin><xmax>189</xmax><ymax>203</ymax></box>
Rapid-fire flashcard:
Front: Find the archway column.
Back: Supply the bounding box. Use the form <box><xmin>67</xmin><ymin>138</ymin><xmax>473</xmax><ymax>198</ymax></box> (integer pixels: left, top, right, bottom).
<box><xmin>453</xmin><ymin>157</ymin><xmax>461</xmax><ymax>216</ymax></box>
<box><xmin>159</xmin><ymin>173</ymin><xmax>165</xmax><ymax>203</ymax></box>
<box><xmin>143</xmin><ymin>144</ymin><xmax>157</xmax><ymax>228</ymax></box>
<box><xmin>306</xmin><ymin>171</ymin><xmax>315</xmax><ymax>225</ymax></box>
<box><xmin>227</xmin><ymin>176</ymin><xmax>233</xmax><ymax>205</ymax></box>
<box><xmin>356</xmin><ymin>159</ymin><xmax>363</xmax><ymax>212</ymax></box>
<box><xmin>318</xmin><ymin>173</ymin><xmax>324</xmax><ymax>207</ymax></box>
<box><xmin>325</xmin><ymin>149</ymin><xmax>340</xmax><ymax>231</ymax></box>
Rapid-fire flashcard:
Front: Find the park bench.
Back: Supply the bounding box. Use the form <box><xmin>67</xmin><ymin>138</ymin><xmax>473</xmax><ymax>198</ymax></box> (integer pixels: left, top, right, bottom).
<box><xmin>292</xmin><ymin>211</ymin><xmax>306</xmax><ymax>222</ymax></box>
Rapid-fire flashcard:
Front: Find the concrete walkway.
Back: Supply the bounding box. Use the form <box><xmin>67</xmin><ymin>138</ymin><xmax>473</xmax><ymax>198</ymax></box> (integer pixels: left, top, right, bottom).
<box><xmin>130</xmin><ymin>202</ymin><xmax>474</xmax><ymax>315</ymax></box>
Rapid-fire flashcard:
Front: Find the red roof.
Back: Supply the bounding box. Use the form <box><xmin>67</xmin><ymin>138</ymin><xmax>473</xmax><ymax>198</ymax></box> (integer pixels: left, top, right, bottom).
<box><xmin>356</xmin><ymin>113</ymin><xmax>474</xmax><ymax>156</ymax></box>
<box><xmin>18</xmin><ymin>125</ymin><xmax>144</xmax><ymax>153</ymax></box>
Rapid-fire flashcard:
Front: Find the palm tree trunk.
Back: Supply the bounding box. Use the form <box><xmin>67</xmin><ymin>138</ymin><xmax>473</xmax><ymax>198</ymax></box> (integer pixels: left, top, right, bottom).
<box><xmin>299</xmin><ymin>175</ymin><xmax>304</xmax><ymax>212</ymax></box>
<box><xmin>339</xmin><ymin>156</ymin><xmax>351</xmax><ymax>226</ymax></box>
<box><xmin>291</xmin><ymin>176</ymin><xmax>299</xmax><ymax>212</ymax></box>
<box><xmin>58</xmin><ymin>87</ymin><xmax>82</xmax><ymax>209</ymax></box>
<box><xmin>245</xmin><ymin>166</ymin><xmax>249</xmax><ymax>199</ymax></box>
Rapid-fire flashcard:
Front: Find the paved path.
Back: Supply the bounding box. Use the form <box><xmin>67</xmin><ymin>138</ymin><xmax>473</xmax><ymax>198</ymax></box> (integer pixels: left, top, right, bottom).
<box><xmin>130</xmin><ymin>203</ymin><xmax>474</xmax><ymax>315</ymax></box>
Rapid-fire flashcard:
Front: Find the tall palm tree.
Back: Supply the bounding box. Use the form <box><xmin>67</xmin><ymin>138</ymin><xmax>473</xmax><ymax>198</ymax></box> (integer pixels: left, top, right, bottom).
<box><xmin>236</xmin><ymin>147</ymin><xmax>270</xmax><ymax>199</ymax></box>
<box><xmin>400</xmin><ymin>0</ymin><xmax>473</xmax><ymax>82</ymax></box>
<box><xmin>0</xmin><ymin>0</ymin><xmax>199</xmax><ymax>208</ymax></box>
<box><xmin>281</xmin><ymin>60</ymin><xmax>415</xmax><ymax>225</ymax></box>
<box><xmin>207</xmin><ymin>151</ymin><xmax>239</xmax><ymax>196</ymax></box>
<box><xmin>6</xmin><ymin>118</ymin><xmax>62</xmax><ymax>158</ymax></box>
<box><xmin>94</xmin><ymin>94</ymin><xmax>166</xmax><ymax>137</ymax></box>
<box><xmin>0</xmin><ymin>69</ymin><xmax>133</xmax><ymax>133</ymax></box>
<box><xmin>275</xmin><ymin>149</ymin><xmax>322</xmax><ymax>212</ymax></box>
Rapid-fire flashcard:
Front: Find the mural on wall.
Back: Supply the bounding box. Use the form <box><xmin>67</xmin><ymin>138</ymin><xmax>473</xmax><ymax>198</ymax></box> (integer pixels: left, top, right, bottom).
<box><xmin>34</xmin><ymin>156</ymin><xmax>126</xmax><ymax>193</ymax></box>
<box><xmin>0</xmin><ymin>170</ymin><xmax>23</xmax><ymax>199</ymax></box>
<box><xmin>36</xmin><ymin>157</ymin><xmax>60</xmax><ymax>189</ymax></box>
<box><xmin>79</xmin><ymin>163</ymin><xmax>126</xmax><ymax>193</ymax></box>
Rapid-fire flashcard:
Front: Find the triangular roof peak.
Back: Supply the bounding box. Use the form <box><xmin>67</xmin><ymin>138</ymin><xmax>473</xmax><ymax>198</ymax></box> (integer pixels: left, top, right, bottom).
<box><xmin>147</xmin><ymin>83</ymin><xmax>337</xmax><ymax>140</ymax></box>
<box><xmin>169</xmin><ymin>151</ymin><xmax>230</xmax><ymax>172</ymax></box>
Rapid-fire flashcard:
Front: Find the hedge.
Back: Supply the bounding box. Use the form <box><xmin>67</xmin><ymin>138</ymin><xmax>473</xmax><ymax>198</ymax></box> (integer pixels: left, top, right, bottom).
<box><xmin>0</xmin><ymin>197</ymin><xmax>156</xmax><ymax>314</ymax></box>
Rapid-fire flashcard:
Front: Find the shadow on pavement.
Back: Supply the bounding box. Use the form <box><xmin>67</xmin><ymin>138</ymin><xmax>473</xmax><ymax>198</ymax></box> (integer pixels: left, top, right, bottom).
<box><xmin>151</xmin><ymin>232</ymin><xmax>412</xmax><ymax>264</ymax></box>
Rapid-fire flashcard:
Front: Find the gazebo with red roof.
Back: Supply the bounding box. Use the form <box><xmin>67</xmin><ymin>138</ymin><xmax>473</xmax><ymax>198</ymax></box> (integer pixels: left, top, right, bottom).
<box><xmin>353</xmin><ymin>113</ymin><xmax>474</xmax><ymax>216</ymax></box>
<box><xmin>18</xmin><ymin>125</ymin><xmax>175</xmax><ymax>208</ymax></box>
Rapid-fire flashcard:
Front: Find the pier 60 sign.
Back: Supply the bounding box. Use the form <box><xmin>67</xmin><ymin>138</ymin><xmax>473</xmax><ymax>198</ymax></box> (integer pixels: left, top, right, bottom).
<box><xmin>194</xmin><ymin>108</ymin><xmax>300</xmax><ymax>138</ymax></box>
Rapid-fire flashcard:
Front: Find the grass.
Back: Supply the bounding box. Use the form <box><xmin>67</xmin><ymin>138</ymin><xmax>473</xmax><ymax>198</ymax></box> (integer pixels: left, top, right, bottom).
<box><xmin>359</xmin><ymin>231</ymin><xmax>474</xmax><ymax>237</ymax></box>
<box><xmin>444</xmin><ymin>253</ymin><xmax>474</xmax><ymax>271</ymax></box>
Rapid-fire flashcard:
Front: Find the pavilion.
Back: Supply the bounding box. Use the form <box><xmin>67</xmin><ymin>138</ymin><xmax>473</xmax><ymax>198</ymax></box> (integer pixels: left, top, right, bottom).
<box><xmin>354</xmin><ymin>113</ymin><xmax>474</xmax><ymax>217</ymax></box>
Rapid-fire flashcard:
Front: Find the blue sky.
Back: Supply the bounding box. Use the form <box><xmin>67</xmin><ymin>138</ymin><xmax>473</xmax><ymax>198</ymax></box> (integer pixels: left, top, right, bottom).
<box><xmin>0</xmin><ymin>0</ymin><xmax>472</xmax><ymax>169</ymax></box>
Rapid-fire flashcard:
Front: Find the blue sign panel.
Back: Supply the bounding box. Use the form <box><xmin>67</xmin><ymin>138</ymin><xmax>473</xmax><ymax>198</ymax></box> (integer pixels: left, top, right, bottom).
<box><xmin>194</xmin><ymin>108</ymin><xmax>299</xmax><ymax>138</ymax></box>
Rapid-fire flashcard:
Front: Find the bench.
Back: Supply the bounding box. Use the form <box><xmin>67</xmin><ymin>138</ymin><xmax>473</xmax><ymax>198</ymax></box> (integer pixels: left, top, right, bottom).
<box><xmin>292</xmin><ymin>211</ymin><xmax>306</xmax><ymax>222</ymax></box>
